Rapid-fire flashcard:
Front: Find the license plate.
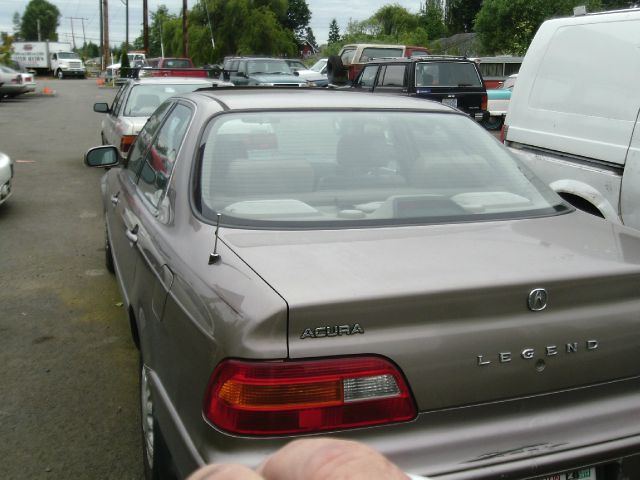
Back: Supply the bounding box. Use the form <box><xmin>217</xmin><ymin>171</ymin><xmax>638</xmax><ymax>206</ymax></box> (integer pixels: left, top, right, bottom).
<box><xmin>442</xmin><ymin>97</ymin><xmax>457</xmax><ymax>107</ymax></box>
<box><xmin>539</xmin><ymin>467</ymin><xmax>596</xmax><ymax>480</ymax></box>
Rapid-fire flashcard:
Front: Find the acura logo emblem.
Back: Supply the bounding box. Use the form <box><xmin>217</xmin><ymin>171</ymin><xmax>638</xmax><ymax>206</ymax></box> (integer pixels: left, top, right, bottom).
<box><xmin>528</xmin><ymin>288</ymin><xmax>548</xmax><ymax>311</ymax></box>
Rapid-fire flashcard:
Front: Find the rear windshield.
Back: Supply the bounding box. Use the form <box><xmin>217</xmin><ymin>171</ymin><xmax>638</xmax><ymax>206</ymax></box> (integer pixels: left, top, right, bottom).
<box><xmin>359</xmin><ymin>47</ymin><xmax>404</xmax><ymax>62</ymax></box>
<box><xmin>247</xmin><ymin>60</ymin><xmax>292</xmax><ymax>75</ymax></box>
<box><xmin>124</xmin><ymin>83</ymin><xmax>209</xmax><ymax>116</ymax></box>
<box><xmin>163</xmin><ymin>59</ymin><xmax>192</xmax><ymax>68</ymax></box>
<box><xmin>197</xmin><ymin>110</ymin><xmax>567</xmax><ymax>228</ymax></box>
<box><xmin>415</xmin><ymin>62</ymin><xmax>482</xmax><ymax>87</ymax></box>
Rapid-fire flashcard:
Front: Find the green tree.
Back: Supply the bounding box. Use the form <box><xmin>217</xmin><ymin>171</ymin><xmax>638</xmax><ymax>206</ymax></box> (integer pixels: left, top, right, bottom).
<box><xmin>20</xmin><ymin>0</ymin><xmax>60</xmax><ymax>41</ymax></box>
<box><xmin>12</xmin><ymin>13</ymin><xmax>22</xmax><ymax>41</ymax></box>
<box><xmin>420</xmin><ymin>0</ymin><xmax>446</xmax><ymax>40</ymax></box>
<box><xmin>285</xmin><ymin>0</ymin><xmax>311</xmax><ymax>40</ymax></box>
<box><xmin>305</xmin><ymin>26</ymin><xmax>317</xmax><ymax>50</ymax></box>
<box><xmin>446</xmin><ymin>0</ymin><xmax>482</xmax><ymax>33</ymax></box>
<box><xmin>372</xmin><ymin>4</ymin><xmax>419</xmax><ymax>39</ymax></box>
<box><xmin>475</xmin><ymin>0</ymin><xmax>602</xmax><ymax>55</ymax></box>
<box><xmin>328</xmin><ymin>18</ymin><xmax>341</xmax><ymax>45</ymax></box>
<box><xmin>1</xmin><ymin>32</ymin><xmax>13</xmax><ymax>64</ymax></box>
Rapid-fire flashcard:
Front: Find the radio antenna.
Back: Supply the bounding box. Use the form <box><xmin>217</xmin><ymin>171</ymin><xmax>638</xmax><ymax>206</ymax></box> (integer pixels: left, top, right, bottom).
<box><xmin>208</xmin><ymin>213</ymin><xmax>222</xmax><ymax>265</ymax></box>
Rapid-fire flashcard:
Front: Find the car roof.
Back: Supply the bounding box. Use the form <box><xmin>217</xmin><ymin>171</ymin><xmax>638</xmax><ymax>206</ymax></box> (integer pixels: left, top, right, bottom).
<box><xmin>185</xmin><ymin>88</ymin><xmax>456</xmax><ymax>113</ymax></box>
<box><xmin>365</xmin><ymin>56</ymin><xmax>471</xmax><ymax>64</ymax></box>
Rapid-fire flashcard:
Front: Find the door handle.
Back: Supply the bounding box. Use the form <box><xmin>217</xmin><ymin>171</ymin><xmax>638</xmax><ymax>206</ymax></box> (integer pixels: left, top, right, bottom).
<box><xmin>111</xmin><ymin>193</ymin><xmax>119</xmax><ymax>206</ymax></box>
<box><xmin>125</xmin><ymin>225</ymin><xmax>139</xmax><ymax>244</ymax></box>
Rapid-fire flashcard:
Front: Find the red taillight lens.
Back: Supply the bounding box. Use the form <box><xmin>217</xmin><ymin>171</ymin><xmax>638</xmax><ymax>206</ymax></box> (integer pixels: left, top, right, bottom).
<box><xmin>120</xmin><ymin>135</ymin><xmax>137</xmax><ymax>153</ymax></box>
<box><xmin>204</xmin><ymin>356</ymin><xmax>416</xmax><ymax>435</ymax></box>
<box><xmin>481</xmin><ymin>93</ymin><xmax>488</xmax><ymax>111</ymax></box>
<box><xmin>500</xmin><ymin>123</ymin><xmax>509</xmax><ymax>143</ymax></box>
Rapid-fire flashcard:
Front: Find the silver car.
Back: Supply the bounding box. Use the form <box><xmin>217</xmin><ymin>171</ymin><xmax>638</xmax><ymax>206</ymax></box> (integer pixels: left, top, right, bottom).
<box><xmin>93</xmin><ymin>77</ymin><xmax>232</xmax><ymax>158</ymax></box>
<box><xmin>86</xmin><ymin>88</ymin><xmax>640</xmax><ymax>479</ymax></box>
<box><xmin>0</xmin><ymin>152</ymin><xmax>14</xmax><ymax>205</ymax></box>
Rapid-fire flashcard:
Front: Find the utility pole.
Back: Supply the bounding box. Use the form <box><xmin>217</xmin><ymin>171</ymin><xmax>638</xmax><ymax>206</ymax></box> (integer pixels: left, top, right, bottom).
<box><xmin>182</xmin><ymin>0</ymin><xmax>188</xmax><ymax>58</ymax></box>
<box><xmin>99</xmin><ymin>0</ymin><xmax>103</xmax><ymax>67</ymax></box>
<box><xmin>143</xmin><ymin>0</ymin><xmax>148</xmax><ymax>54</ymax></box>
<box><xmin>119</xmin><ymin>0</ymin><xmax>129</xmax><ymax>47</ymax></box>
<box><xmin>37</xmin><ymin>18</ymin><xmax>41</xmax><ymax>41</ymax></box>
<box><xmin>68</xmin><ymin>17</ymin><xmax>76</xmax><ymax>49</ymax></box>
<box><xmin>69</xmin><ymin>17</ymin><xmax>88</xmax><ymax>48</ymax></box>
<box><xmin>102</xmin><ymin>0</ymin><xmax>110</xmax><ymax>72</ymax></box>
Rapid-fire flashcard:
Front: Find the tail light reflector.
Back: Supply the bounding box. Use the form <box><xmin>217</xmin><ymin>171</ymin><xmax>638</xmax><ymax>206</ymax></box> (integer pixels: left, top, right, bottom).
<box><xmin>481</xmin><ymin>93</ymin><xmax>488</xmax><ymax>111</ymax></box>
<box><xmin>500</xmin><ymin>123</ymin><xmax>509</xmax><ymax>143</ymax></box>
<box><xmin>120</xmin><ymin>135</ymin><xmax>137</xmax><ymax>153</ymax></box>
<box><xmin>204</xmin><ymin>356</ymin><xmax>416</xmax><ymax>435</ymax></box>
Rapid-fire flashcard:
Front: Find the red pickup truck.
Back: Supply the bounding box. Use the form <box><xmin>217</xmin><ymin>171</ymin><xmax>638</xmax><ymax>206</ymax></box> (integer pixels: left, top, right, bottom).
<box><xmin>142</xmin><ymin>57</ymin><xmax>209</xmax><ymax>77</ymax></box>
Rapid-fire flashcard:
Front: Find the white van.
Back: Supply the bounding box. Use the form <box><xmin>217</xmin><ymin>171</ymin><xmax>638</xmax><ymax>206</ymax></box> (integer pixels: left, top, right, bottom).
<box><xmin>504</xmin><ymin>8</ymin><xmax>640</xmax><ymax>227</ymax></box>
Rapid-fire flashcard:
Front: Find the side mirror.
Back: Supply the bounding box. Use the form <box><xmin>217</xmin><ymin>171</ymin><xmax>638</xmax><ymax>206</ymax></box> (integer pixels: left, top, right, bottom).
<box><xmin>293</xmin><ymin>71</ymin><xmax>300</xmax><ymax>76</ymax></box>
<box><xmin>93</xmin><ymin>102</ymin><xmax>110</xmax><ymax>113</ymax></box>
<box><xmin>85</xmin><ymin>145</ymin><xmax>119</xmax><ymax>168</ymax></box>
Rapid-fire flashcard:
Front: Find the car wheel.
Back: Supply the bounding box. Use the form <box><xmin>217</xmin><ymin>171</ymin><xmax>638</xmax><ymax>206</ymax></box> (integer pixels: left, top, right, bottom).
<box><xmin>56</xmin><ymin>69</ymin><xmax>64</xmax><ymax>79</ymax></box>
<box><xmin>481</xmin><ymin>115</ymin><xmax>504</xmax><ymax>131</ymax></box>
<box><xmin>140</xmin><ymin>358</ymin><xmax>176</xmax><ymax>480</ymax></box>
<box><xmin>327</xmin><ymin>55</ymin><xmax>348</xmax><ymax>85</ymax></box>
<box><xmin>105</xmin><ymin>225</ymin><xmax>115</xmax><ymax>274</ymax></box>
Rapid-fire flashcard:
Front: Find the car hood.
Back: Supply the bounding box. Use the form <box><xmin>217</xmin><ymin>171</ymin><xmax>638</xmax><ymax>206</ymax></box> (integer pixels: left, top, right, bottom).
<box><xmin>294</xmin><ymin>69</ymin><xmax>327</xmax><ymax>82</ymax></box>
<box><xmin>250</xmin><ymin>73</ymin><xmax>306</xmax><ymax>84</ymax></box>
<box><xmin>221</xmin><ymin>212</ymin><xmax>640</xmax><ymax>411</ymax></box>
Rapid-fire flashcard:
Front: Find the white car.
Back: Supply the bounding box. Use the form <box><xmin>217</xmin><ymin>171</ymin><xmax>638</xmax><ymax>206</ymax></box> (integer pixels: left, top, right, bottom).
<box><xmin>93</xmin><ymin>77</ymin><xmax>232</xmax><ymax>157</ymax></box>
<box><xmin>0</xmin><ymin>152</ymin><xmax>14</xmax><ymax>205</ymax></box>
<box><xmin>285</xmin><ymin>58</ymin><xmax>328</xmax><ymax>86</ymax></box>
<box><xmin>0</xmin><ymin>65</ymin><xmax>28</xmax><ymax>99</ymax></box>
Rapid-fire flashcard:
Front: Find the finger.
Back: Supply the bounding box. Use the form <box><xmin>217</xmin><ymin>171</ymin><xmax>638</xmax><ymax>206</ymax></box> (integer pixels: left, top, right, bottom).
<box><xmin>257</xmin><ymin>438</ymin><xmax>409</xmax><ymax>480</ymax></box>
<box><xmin>187</xmin><ymin>463</ymin><xmax>265</xmax><ymax>480</ymax></box>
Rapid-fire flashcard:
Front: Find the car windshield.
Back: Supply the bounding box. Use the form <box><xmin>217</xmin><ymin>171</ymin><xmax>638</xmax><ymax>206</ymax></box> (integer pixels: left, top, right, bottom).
<box><xmin>57</xmin><ymin>52</ymin><xmax>80</xmax><ymax>60</ymax></box>
<box><xmin>287</xmin><ymin>61</ymin><xmax>306</xmax><ymax>71</ymax></box>
<box><xmin>164</xmin><ymin>59</ymin><xmax>191</xmax><ymax>68</ymax></box>
<box><xmin>415</xmin><ymin>62</ymin><xmax>483</xmax><ymax>87</ymax></box>
<box><xmin>309</xmin><ymin>59</ymin><xmax>327</xmax><ymax>72</ymax></box>
<box><xmin>197</xmin><ymin>111</ymin><xmax>567</xmax><ymax>228</ymax></box>
<box><xmin>247</xmin><ymin>60</ymin><xmax>292</xmax><ymax>75</ymax></box>
<box><xmin>124</xmin><ymin>83</ymin><xmax>209</xmax><ymax>116</ymax></box>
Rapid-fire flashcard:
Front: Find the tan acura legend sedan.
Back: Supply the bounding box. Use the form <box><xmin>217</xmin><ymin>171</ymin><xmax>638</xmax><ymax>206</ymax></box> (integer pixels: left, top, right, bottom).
<box><xmin>86</xmin><ymin>88</ymin><xmax>640</xmax><ymax>480</ymax></box>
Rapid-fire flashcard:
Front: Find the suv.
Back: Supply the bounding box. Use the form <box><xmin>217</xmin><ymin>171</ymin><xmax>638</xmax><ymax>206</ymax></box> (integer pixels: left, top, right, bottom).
<box><xmin>351</xmin><ymin>56</ymin><xmax>488</xmax><ymax>122</ymax></box>
<box><xmin>328</xmin><ymin>44</ymin><xmax>430</xmax><ymax>84</ymax></box>
<box><xmin>226</xmin><ymin>57</ymin><xmax>308</xmax><ymax>87</ymax></box>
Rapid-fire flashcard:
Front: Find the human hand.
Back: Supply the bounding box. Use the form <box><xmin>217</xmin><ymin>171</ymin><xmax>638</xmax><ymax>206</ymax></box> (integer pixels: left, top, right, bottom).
<box><xmin>187</xmin><ymin>438</ymin><xmax>420</xmax><ymax>480</ymax></box>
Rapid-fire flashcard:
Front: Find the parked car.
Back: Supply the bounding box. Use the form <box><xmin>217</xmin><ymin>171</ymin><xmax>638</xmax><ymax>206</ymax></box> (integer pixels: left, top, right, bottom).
<box><xmin>0</xmin><ymin>65</ymin><xmax>28</xmax><ymax>99</ymax></box>
<box><xmin>328</xmin><ymin>43</ymin><xmax>430</xmax><ymax>84</ymax></box>
<box><xmin>350</xmin><ymin>56</ymin><xmax>488</xmax><ymax>122</ymax></box>
<box><xmin>93</xmin><ymin>76</ymin><xmax>231</xmax><ymax>158</ymax></box>
<box><xmin>227</xmin><ymin>57</ymin><xmax>308</xmax><ymax>86</ymax></box>
<box><xmin>0</xmin><ymin>151</ymin><xmax>14</xmax><ymax>205</ymax></box>
<box><xmin>284</xmin><ymin>58</ymin><xmax>329</xmax><ymax>87</ymax></box>
<box><xmin>504</xmin><ymin>8</ymin><xmax>640</xmax><ymax>225</ymax></box>
<box><xmin>8</xmin><ymin>61</ymin><xmax>37</xmax><ymax>93</ymax></box>
<box><xmin>85</xmin><ymin>87</ymin><xmax>640</xmax><ymax>480</ymax></box>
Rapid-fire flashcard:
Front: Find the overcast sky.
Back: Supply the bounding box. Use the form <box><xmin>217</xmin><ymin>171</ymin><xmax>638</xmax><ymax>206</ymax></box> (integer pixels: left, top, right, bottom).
<box><xmin>1</xmin><ymin>0</ymin><xmax>424</xmax><ymax>48</ymax></box>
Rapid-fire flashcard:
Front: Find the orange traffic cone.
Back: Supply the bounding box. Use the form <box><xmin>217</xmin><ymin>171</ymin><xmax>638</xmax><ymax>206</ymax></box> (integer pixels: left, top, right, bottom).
<box><xmin>96</xmin><ymin>78</ymin><xmax>105</xmax><ymax>86</ymax></box>
<box><xmin>42</xmin><ymin>86</ymin><xmax>53</xmax><ymax>95</ymax></box>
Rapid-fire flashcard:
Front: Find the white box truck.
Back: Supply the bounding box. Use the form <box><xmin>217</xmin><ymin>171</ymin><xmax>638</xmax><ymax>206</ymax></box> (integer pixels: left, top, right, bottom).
<box><xmin>504</xmin><ymin>9</ymin><xmax>640</xmax><ymax>228</ymax></box>
<box><xmin>11</xmin><ymin>41</ymin><xmax>86</xmax><ymax>79</ymax></box>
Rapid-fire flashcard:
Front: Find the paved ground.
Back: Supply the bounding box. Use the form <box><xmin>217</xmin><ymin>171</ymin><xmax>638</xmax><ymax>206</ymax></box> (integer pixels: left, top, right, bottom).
<box><xmin>0</xmin><ymin>79</ymin><xmax>142</xmax><ymax>479</ymax></box>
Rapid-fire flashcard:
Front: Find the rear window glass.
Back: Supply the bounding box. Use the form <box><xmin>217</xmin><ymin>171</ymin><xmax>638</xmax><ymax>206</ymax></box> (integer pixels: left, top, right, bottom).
<box><xmin>359</xmin><ymin>47</ymin><xmax>404</xmax><ymax>62</ymax></box>
<box><xmin>124</xmin><ymin>83</ymin><xmax>210</xmax><ymax>117</ymax></box>
<box><xmin>197</xmin><ymin>110</ymin><xmax>565</xmax><ymax>228</ymax></box>
<box><xmin>415</xmin><ymin>62</ymin><xmax>482</xmax><ymax>87</ymax></box>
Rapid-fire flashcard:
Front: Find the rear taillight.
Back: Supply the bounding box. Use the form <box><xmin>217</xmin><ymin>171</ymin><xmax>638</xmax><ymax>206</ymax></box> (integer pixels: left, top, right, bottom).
<box><xmin>204</xmin><ymin>356</ymin><xmax>416</xmax><ymax>435</ymax></box>
<box><xmin>120</xmin><ymin>135</ymin><xmax>137</xmax><ymax>153</ymax></box>
<box><xmin>500</xmin><ymin>123</ymin><xmax>509</xmax><ymax>143</ymax></box>
<box><xmin>481</xmin><ymin>93</ymin><xmax>488</xmax><ymax>111</ymax></box>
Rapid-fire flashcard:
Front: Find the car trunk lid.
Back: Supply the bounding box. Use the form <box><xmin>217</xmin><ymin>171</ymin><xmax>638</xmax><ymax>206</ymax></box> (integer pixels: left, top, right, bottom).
<box><xmin>222</xmin><ymin>213</ymin><xmax>640</xmax><ymax>412</ymax></box>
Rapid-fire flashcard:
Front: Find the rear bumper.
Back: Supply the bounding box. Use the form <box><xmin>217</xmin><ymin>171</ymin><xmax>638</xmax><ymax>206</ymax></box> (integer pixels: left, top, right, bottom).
<box><xmin>157</xmin><ymin>374</ymin><xmax>640</xmax><ymax>479</ymax></box>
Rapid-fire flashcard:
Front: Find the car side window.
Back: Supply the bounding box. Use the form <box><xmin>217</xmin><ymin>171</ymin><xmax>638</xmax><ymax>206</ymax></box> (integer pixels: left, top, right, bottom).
<box><xmin>125</xmin><ymin>100</ymin><xmax>174</xmax><ymax>184</ymax></box>
<box><xmin>380</xmin><ymin>65</ymin><xmax>406</xmax><ymax>87</ymax></box>
<box><xmin>137</xmin><ymin>103</ymin><xmax>192</xmax><ymax>208</ymax></box>
<box><xmin>356</xmin><ymin>65</ymin><xmax>378</xmax><ymax>88</ymax></box>
<box><xmin>111</xmin><ymin>85</ymin><xmax>128</xmax><ymax>116</ymax></box>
